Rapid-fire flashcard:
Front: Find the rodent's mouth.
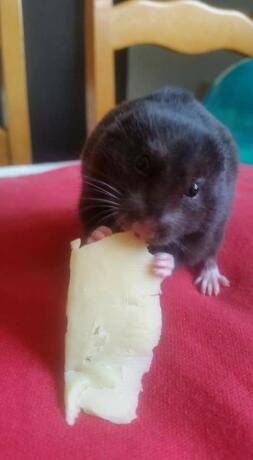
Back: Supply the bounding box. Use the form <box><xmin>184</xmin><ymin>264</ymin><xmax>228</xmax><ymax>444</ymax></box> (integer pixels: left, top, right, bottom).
<box><xmin>118</xmin><ymin>217</ymin><xmax>172</xmax><ymax>246</ymax></box>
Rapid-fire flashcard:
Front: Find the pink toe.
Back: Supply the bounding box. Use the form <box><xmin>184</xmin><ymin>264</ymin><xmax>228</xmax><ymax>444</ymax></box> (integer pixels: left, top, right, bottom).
<box><xmin>99</xmin><ymin>226</ymin><xmax>113</xmax><ymax>237</ymax></box>
<box><xmin>155</xmin><ymin>253</ymin><xmax>171</xmax><ymax>260</ymax></box>
<box><xmin>153</xmin><ymin>260</ymin><xmax>173</xmax><ymax>270</ymax></box>
<box><xmin>207</xmin><ymin>283</ymin><xmax>213</xmax><ymax>296</ymax></box>
<box><xmin>220</xmin><ymin>276</ymin><xmax>230</xmax><ymax>287</ymax></box>
<box><xmin>92</xmin><ymin>230</ymin><xmax>105</xmax><ymax>241</ymax></box>
<box><xmin>154</xmin><ymin>253</ymin><xmax>175</xmax><ymax>271</ymax></box>
<box><xmin>86</xmin><ymin>226</ymin><xmax>112</xmax><ymax>244</ymax></box>
<box><xmin>201</xmin><ymin>279</ymin><xmax>208</xmax><ymax>295</ymax></box>
<box><xmin>153</xmin><ymin>267</ymin><xmax>172</xmax><ymax>279</ymax></box>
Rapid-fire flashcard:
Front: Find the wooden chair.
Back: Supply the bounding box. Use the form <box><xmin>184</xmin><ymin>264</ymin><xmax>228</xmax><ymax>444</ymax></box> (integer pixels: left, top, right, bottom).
<box><xmin>0</xmin><ymin>0</ymin><xmax>31</xmax><ymax>165</ymax></box>
<box><xmin>85</xmin><ymin>0</ymin><xmax>253</xmax><ymax>134</ymax></box>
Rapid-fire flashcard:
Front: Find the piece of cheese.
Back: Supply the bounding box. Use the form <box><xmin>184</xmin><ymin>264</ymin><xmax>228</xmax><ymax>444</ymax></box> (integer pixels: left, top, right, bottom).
<box><xmin>65</xmin><ymin>232</ymin><xmax>161</xmax><ymax>425</ymax></box>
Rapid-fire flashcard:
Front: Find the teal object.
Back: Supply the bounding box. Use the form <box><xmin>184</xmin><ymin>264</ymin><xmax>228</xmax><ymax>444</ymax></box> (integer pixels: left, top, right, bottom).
<box><xmin>203</xmin><ymin>58</ymin><xmax>253</xmax><ymax>164</ymax></box>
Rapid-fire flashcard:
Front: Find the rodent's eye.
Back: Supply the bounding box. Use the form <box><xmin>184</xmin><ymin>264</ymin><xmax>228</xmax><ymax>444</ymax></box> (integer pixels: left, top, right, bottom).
<box><xmin>185</xmin><ymin>182</ymin><xmax>199</xmax><ymax>198</ymax></box>
<box><xmin>135</xmin><ymin>155</ymin><xmax>150</xmax><ymax>173</ymax></box>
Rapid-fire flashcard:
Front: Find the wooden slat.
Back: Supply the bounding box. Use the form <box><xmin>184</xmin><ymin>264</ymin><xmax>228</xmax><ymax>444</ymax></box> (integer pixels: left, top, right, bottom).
<box><xmin>111</xmin><ymin>0</ymin><xmax>253</xmax><ymax>55</ymax></box>
<box><xmin>85</xmin><ymin>0</ymin><xmax>115</xmax><ymax>133</ymax></box>
<box><xmin>0</xmin><ymin>0</ymin><xmax>32</xmax><ymax>164</ymax></box>
<box><xmin>0</xmin><ymin>126</ymin><xmax>9</xmax><ymax>165</ymax></box>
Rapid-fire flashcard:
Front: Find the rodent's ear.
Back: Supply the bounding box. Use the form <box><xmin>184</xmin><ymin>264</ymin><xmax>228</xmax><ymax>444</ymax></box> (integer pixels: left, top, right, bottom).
<box><xmin>80</xmin><ymin>142</ymin><xmax>88</xmax><ymax>162</ymax></box>
<box><xmin>78</xmin><ymin>144</ymin><xmax>88</xmax><ymax>168</ymax></box>
<box><xmin>148</xmin><ymin>85</ymin><xmax>194</xmax><ymax>105</ymax></box>
<box><xmin>80</xmin><ymin>130</ymin><xmax>97</xmax><ymax>163</ymax></box>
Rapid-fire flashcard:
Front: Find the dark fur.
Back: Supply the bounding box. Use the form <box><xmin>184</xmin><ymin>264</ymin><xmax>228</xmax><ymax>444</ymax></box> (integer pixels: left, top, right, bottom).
<box><xmin>79</xmin><ymin>86</ymin><xmax>238</xmax><ymax>267</ymax></box>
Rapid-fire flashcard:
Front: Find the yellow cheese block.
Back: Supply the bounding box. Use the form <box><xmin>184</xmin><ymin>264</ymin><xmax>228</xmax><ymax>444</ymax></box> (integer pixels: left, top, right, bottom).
<box><xmin>65</xmin><ymin>232</ymin><xmax>161</xmax><ymax>425</ymax></box>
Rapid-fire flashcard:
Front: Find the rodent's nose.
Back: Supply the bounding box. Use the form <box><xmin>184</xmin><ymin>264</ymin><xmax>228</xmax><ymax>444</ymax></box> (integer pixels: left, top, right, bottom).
<box><xmin>131</xmin><ymin>219</ymin><xmax>156</xmax><ymax>241</ymax></box>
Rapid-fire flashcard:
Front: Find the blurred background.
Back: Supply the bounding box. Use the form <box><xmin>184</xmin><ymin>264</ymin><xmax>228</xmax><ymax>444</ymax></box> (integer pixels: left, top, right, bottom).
<box><xmin>21</xmin><ymin>0</ymin><xmax>252</xmax><ymax>163</ymax></box>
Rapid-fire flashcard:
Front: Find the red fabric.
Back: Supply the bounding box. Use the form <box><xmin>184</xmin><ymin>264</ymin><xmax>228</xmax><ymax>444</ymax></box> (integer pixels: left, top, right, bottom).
<box><xmin>1</xmin><ymin>164</ymin><xmax>253</xmax><ymax>460</ymax></box>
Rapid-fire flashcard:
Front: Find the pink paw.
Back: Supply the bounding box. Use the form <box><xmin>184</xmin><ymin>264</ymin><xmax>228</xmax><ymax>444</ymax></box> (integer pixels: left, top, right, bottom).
<box><xmin>195</xmin><ymin>263</ymin><xmax>230</xmax><ymax>296</ymax></box>
<box><xmin>86</xmin><ymin>226</ymin><xmax>112</xmax><ymax>244</ymax></box>
<box><xmin>152</xmin><ymin>252</ymin><xmax>175</xmax><ymax>279</ymax></box>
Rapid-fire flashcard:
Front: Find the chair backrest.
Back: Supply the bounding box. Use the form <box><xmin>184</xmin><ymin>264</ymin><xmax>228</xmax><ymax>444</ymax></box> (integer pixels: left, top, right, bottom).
<box><xmin>0</xmin><ymin>0</ymin><xmax>31</xmax><ymax>165</ymax></box>
<box><xmin>85</xmin><ymin>0</ymin><xmax>253</xmax><ymax>134</ymax></box>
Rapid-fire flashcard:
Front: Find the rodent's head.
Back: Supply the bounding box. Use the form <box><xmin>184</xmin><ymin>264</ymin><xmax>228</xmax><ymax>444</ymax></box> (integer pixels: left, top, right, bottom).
<box><xmin>83</xmin><ymin>100</ymin><xmax>227</xmax><ymax>245</ymax></box>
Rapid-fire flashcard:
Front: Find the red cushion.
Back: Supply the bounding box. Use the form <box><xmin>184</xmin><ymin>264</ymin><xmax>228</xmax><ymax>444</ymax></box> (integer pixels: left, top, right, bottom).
<box><xmin>1</xmin><ymin>164</ymin><xmax>253</xmax><ymax>459</ymax></box>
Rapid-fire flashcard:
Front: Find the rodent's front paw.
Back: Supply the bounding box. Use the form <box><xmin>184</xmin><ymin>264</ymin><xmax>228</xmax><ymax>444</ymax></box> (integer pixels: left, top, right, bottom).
<box><xmin>86</xmin><ymin>226</ymin><xmax>112</xmax><ymax>244</ymax></box>
<box><xmin>152</xmin><ymin>252</ymin><xmax>175</xmax><ymax>279</ymax></box>
<box><xmin>195</xmin><ymin>263</ymin><xmax>230</xmax><ymax>296</ymax></box>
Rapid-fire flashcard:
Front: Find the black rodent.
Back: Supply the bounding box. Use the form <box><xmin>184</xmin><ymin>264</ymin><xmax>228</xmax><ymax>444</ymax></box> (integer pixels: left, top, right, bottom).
<box><xmin>79</xmin><ymin>86</ymin><xmax>238</xmax><ymax>269</ymax></box>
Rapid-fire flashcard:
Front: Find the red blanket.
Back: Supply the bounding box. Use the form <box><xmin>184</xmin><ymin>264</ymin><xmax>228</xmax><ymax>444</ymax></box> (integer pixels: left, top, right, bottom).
<box><xmin>1</xmin><ymin>164</ymin><xmax>253</xmax><ymax>460</ymax></box>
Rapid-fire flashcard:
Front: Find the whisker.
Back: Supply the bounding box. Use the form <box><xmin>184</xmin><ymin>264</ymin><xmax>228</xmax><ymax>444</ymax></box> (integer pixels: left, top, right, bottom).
<box><xmin>80</xmin><ymin>203</ymin><xmax>119</xmax><ymax>212</ymax></box>
<box><xmin>83</xmin><ymin>174</ymin><xmax>122</xmax><ymax>196</ymax></box>
<box><xmin>80</xmin><ymin>197</ymin><xmax>119</xmax><ymax>207</ymax></box>
<box><xmin>84</xmin><ymin>179</ymin><xmax>120</xmax><ymax>200</ymax></box>
<box><xmin>87</xmin><ymin>208</ymin><xmax>118</xmax><ymax>228</ymax></box>
<box><xmin>97</xmin><ymin>210</ymin><xmax>118</xmax><ymax>226</ymax></box>
<box><xmin>92</xmin><ymin>176</ymin><xmax>122</xmax><ymax>196</ymax></box>
<box><xmin>85</xmin><ymin>180</ymin><xmax>119</xmax><ymax>199</ymax></box>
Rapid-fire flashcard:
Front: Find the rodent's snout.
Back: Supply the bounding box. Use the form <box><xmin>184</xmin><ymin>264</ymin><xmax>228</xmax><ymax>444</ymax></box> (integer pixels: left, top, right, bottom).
<box><xmin>130</xmin><ymin>218</ymin><xmax>171</xmax><ymax>245</ymax></box>
<box><xmin>131</xmin><ymin>220</ymin><xmax>156</xmax><ymax>241</ymax></box>
<box><xmin>118</xmin><ymin>193</ymin><xmax>174</xmax><ymax>244</ymax></box>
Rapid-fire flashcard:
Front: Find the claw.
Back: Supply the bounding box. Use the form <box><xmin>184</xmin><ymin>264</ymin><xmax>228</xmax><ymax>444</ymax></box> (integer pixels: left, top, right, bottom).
<box><xmin>220</xmin><ymin>276</ymin><xmax>230</xmax><ymax>287</ymax></box>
